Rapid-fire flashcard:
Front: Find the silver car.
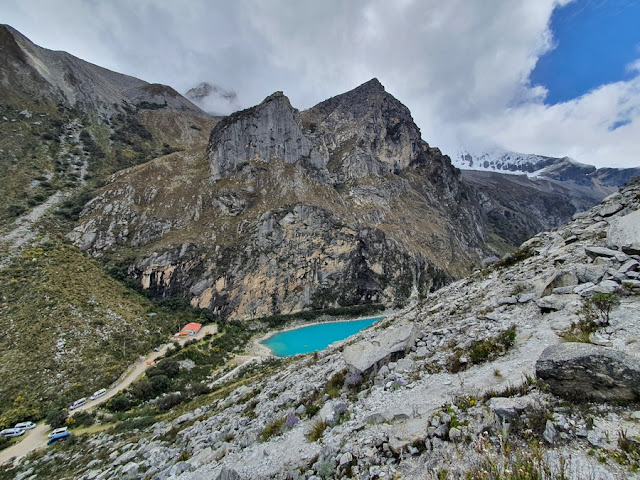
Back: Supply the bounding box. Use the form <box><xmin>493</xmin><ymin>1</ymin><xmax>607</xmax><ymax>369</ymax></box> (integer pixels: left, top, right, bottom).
<box><xmin>0</xmin><ymin>428</ymin><xmax>26</xmax><ymax>437</ymax></box>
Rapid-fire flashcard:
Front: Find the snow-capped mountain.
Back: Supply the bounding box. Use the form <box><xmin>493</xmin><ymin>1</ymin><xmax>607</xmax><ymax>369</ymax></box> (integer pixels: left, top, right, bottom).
<box><xmin>453</xmin><ymin>148</ymin><xmax>570</xmax><ymax>175</ymax></box>
<box><xmin>453</xmin><ymin>148</ymin><xmax>640</xmax><ymax>187</ymax></box>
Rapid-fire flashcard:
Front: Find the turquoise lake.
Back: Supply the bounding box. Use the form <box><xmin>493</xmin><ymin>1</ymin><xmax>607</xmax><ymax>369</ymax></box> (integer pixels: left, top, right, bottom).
<box><xmin>261</xmin><ymin>317</ymin><xmax>383</xmax><ymax>357</ymax></box>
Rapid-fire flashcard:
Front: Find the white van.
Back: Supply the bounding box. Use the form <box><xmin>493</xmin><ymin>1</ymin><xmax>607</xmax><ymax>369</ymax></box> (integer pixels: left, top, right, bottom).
<box><xmin>48</xmin><ymin>427</ymin><xmax>68</xmax><ymax>438</ymax></box>
<box><xmin>90</xmin><ymin>388</ymin><xmax>107</xmax><ymax>400</ymax></box>
<box><xmin>69</xmin><ymin>398</ymin><xmax>86</xmax><ymax>410</ymax></box>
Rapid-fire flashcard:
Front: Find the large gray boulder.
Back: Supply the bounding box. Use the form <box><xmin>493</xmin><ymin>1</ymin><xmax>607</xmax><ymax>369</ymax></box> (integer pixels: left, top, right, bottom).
<box><xmin>607</xmin><ymin>209</ymin><xmax>640</xmax><ymax>254</ymax></box>
<box><xmin>342</xmin><ymin>321</ymin><xmax>417</xmax><ymax>373</ymax></box>
<box><xmin>535</xmin><ymin>343</ymin><xmax>640</xmax><ymax>402</ymax></box>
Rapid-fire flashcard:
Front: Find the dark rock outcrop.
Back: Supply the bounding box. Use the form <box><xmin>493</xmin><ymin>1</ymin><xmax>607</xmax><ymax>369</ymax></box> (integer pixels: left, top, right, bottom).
<box><xmin>535</xmin><ymin>343</ymin><xmax>640</xmax><ymax>402</ymax></box>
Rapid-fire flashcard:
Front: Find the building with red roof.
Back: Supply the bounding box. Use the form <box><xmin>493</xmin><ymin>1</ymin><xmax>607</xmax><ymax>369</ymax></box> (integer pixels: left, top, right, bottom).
<box><xmin>173</xmin><ymin>322</ymin><xmax>202</xmax><ymax>338</ymax></box>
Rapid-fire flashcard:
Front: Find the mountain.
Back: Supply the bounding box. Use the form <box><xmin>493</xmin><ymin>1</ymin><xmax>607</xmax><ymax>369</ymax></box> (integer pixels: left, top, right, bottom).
<box><xmin>453</xmin><ymin>149</ymin><xmax>640</xmax><ymax>245</ymax></box>
<box><xmin>185</xmin><ymin>82</ymin><xmax>239</xmax><ymax>115</ymax></box>
<box><xmin>0</xmin><ymin>25</ymin><xmax>218</xmax><ymax>424</ymax></box>
<box><xmin>0</xmin><ymin>24</ymin><xmax>217</xmax><ymax>223</ymax></box>
<box><xmin>69</xmin><ymin>79</ymin><xmax>493</xmax><ymax>320</ymax></box>
<box><xmin>454</xmin><ymin>148</ymin><xmax>640</xmax><ymax>195</ymax></box>
<box><xmin>1</xmin><ymin>24</ymin><xmax>202</xmax><ymax>116</ymax></box>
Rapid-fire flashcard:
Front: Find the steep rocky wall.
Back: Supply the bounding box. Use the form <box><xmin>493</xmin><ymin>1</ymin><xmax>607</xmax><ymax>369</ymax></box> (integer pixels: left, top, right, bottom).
<box><xmin>71</xmin><ymin>80</ymin><xmax>491</xmax><ymax>319</ymax></box>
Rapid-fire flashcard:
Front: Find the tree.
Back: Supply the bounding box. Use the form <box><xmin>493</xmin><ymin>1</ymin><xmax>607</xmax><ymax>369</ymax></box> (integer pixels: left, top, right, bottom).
<box><xmin>46</xmin><ymin>408</ymin><xmax>68</xmax><ymax>429</ymax></box>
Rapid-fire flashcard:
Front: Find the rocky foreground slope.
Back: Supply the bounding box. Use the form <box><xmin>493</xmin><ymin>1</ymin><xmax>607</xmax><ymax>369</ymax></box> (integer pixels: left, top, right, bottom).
<box><xmin>7</xmin><ymin>182</ymin><xmax>639</xmax><ymax>479</ymax></box>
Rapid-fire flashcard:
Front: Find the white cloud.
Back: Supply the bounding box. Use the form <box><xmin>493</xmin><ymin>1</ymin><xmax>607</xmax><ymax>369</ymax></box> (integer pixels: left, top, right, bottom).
<box><xmin>3</xmin><ymin>0</ymin><xmax>639</xmax><ymax>167</ymax></box>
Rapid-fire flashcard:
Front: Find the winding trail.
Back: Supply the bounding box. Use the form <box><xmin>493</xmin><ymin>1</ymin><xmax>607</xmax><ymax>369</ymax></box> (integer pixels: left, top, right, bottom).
<box><xmin>0</xmin><ymin>325</ymin><xmax>218</xmax><ymax>466</ymax></box>
<box><xmin>0</xmin><ymin>191</ymin><xmax>69</xmax><ymax>268</ymax></box>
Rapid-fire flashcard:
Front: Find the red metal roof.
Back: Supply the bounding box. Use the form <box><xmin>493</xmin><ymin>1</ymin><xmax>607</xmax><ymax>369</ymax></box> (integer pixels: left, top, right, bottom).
<box><xmin>183</xmin><ymin>322</ymin><xmax>202</xmax><ymax>332</ymax></box>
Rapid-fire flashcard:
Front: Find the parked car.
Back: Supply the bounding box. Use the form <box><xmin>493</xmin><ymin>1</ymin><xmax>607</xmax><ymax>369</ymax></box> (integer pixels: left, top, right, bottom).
<box><xmin>47</xmin><ymin>427</ymin><xmax>68</xmax><ymax>438</ymax></box>
<box><xmin>90</xmin><ymin>388</ymin><xmax>107</xmax><ymax>400</ymax></box>
<box><xmin>14</xmin><ymin>421</ymin><xmax>36</xmax><ymax>430</ymax></box>
<box><xmin>47</xmin><ymin>431</ymin><xmax>70</xmax><ymax>445</ymax></box>
<box><xmin>69</xmin><ymin>397</ymin><xmax>86</xmax><ymax>410</ymax></box>
<box><xmin>0</xmin><ymin>428</ymin><xmax>26</xmax><ymax>438</ymax></box>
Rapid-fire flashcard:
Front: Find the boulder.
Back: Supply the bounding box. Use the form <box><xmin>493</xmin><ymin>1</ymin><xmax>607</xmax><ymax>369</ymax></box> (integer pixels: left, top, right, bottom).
<box><xmin>216</xmin><ymin>467</ymin><xmax>241</xmax><ymax>480</ymax></box>
<box><xmin>540</xmin><ymin>271</ymin><xmax>579</xmax><ymax>297</ymax></box>
<box><xmin>343</xmin><ymin>322</ymin><xmax>417</xmax><ymax>373</ymax></box>
<box><xmin>488</xmin><ymin>396</ymin><xmax>536</xmax><ymax>422</ymax></box>
<box><xmin>607</xmin><ymin>209</ymin><xmax>640</xmax><ymax>254</ymax></box>
<box><xmin>584</xmin><ymin>246</ymin><xmax>622</xmax><ymax>259</ymax></box>
<box><xmin>535</xmin><ymin>343</ymin><xmax>640</xmax><ymax>402</ymax></box>
<box><xmin>386</xmin><ymin>417</ymin><xmax>427</xmax><ymax>454</ymax></box>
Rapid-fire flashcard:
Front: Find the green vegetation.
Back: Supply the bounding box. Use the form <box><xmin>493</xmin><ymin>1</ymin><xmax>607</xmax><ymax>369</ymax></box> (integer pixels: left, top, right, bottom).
<box><xmin>260</xmin><ymin>416</ymin><xmax>286</xmax><ymax>442</ymax></box>
<box><xmin>307</xmin><ymin>419</ymin><xmax>329</xmax><ymax>442</ymax></box>
<box><xmin>562</xmin><ymin>293</ymin><xmax>619</xmax><ymax>343</ymax></box>
<box><xmin>0</xmin><ymin>236</ymin><xmax>229</xmax><ymax>428</ymax></box>
<box><xmin>611</xmin><ymin>429</ymin><xmax>640</xmax><ymax>470</ymax></box>
<box><xmin>463</xmin><ymin>436</ymin><xmax>569</xmax><ymax>480</ymax></box>
<box><xmin>104</xmin><ymin>321</ymin><xmax>250</xmax><ymax>415</ymax></box>
<box><xmin>448</xmin><ymin>325</ymin><xmax>517</xmax><ymax>373</ymax></box>
<box><xmin>492</xmin><ymin>247</ymin><xmax>537</xmax><ymax>270</ymax></box>
<box><xmin>257</xmin><ymin>303</ymin><xmax>385</xmax><ymax>330</ymax></box>
<box><xmin>581</xmin><ymin>292</ymin><xmax>619</xmax><ymax>327</ymax></box>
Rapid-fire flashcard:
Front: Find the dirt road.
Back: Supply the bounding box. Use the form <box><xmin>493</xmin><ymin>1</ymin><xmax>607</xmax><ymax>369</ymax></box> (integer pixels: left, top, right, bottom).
<box><xmin>0</xmin><ymin>424</ymin><xmax>48</xmax><ymax>466</ymax></box>
<box><xmin>0</xmin><ymin>324</ymin><xmax>218</xmax><ymax>465</ymax></box>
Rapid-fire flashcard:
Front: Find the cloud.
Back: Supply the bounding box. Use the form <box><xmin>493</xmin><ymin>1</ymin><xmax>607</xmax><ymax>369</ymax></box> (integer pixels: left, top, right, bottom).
<box><xmin>3</xmin><ymin>0</ymin><xmax>639</xmax><ymax>167</ymax></box>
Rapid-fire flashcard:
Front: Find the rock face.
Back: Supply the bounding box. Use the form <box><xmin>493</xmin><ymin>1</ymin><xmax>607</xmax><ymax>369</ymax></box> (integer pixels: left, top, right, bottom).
<box><xmin>461</xmin><ymin>170</ymin><xmax>585</xmax><ymax>247</ymax></box>
<box><xmin>71</xmin><ymin>80</ymin><xmax>491</xmax><ymax>319</ymax></box>
<box><xmin>608</xmin><ymin>209</ymin><xmax>640</xmax><ymax>254</ymax></box>
<box><xmin>535</xmin><ymin>343</ymin><xmax>640</xmax><ymax>402</ymax></box>
<box><xmin>343</xmin><ymin>321</ymin><xmax>417</xmax><ymax>373</ymax></box>
<box><xmin>206</xmin><ymin>92</ymin><xmax>322</xmax><ymax>180</ymax></box>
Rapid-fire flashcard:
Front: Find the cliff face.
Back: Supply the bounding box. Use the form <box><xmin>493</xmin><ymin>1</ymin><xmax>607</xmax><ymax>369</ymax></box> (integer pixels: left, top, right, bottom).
<box><xmin>71</xmin><ymin>80</ymin><xmax>490</xmax><ymax>320</ymax></box>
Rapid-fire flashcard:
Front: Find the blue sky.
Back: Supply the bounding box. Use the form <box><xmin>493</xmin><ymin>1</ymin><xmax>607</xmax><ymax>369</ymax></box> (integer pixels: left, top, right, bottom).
<box><xmin>3</xmin><ymin>0</ymin><xmax>640</xmax><ymax>167</ymax></box>
<box><xmin>531</xmin><ymin>0</ymin><xmax>640</xmax><ymax>106</ymax></box>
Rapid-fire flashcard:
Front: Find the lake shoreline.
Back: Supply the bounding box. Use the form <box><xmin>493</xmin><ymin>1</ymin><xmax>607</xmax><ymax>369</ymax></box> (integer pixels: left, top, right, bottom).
<box><xmin>256</xmin><ymin>313</ymin><xmax>388</xmax><ymax>357</ymax></box>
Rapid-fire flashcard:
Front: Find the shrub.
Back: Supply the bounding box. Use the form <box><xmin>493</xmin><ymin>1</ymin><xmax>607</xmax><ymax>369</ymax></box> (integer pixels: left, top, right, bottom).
<box><xmin>150</xmin><ymin>374</ymin><xmax>171</xmax><ymax>395</ymax></box>
<box><xmin>156</xmin><ymin>392</ymin><xmax>184</xmax><ymax>411</ymax></box>
<box><xmin>71</xmin><ymin>410</ymin><xmax>95</xmax><ymax>427</ymax></box>
<box><xmin>493</xmin><ymin>247</ymin><xmax>537</xmax><ymax>269</ymax></box>
<box><xmin>447</xmin><ymin>326</ymin><xmax>517</xmax><ymax>372</ymax></box>
<box><xmin>147</xmin><ymin>359</ymin><xmax>180</xmax><ymax>379</ymax></box>
<box><xmin>130</xmin><ymin>377</ymin><xmax>155</xmax><ymax>401</ymax></box>
<box><xmin>0</xmin><ymin>436</ymin><xmax>10</xmax><ymax>451</ymax></box>
<box><xmin>106</xmin><ymin>394</ymin><xmax>132</xmax><ymax>412</ymax></box>
<box><xmin>260</xmin><ymin>417</ymin><xmax>286</xmax><ymax>442</ymax></box>
<box><xmin>282</xmin><ymin>413</ymin><xmax>300</xmax><ymax>431</ymax></box>
<box><xmin>307</xmin><ymin>419</ymin><xmax>328</xmax><ymax>442</ymax></box>
<box><xmin>344</xmin><ymin>372</ymin><xmax>362</xmax><ymax>389</ymax></box>
<box><xmin>324</xmin><ymin>370</ymin><xmax>346</xmax><ymax>398</ymax></box>
<box><xmin>332</xmin><ymin>402</ymin><xmax>348</xmax><ymax>424</ymax></box>
<box><xmin>46</xmin><ymin>408</ymin><xmax>68</xmax><ymax>429</ymax></box>
<box><xmin>586</xmin><ymin>292</ymin><xmax>618</xmax><ymax>326</ymax></box>
<box><xmin>111</xmin><ymin>415</ymin><xmax>155</xmax><ymax>433</ymax></box>
<box><xmin>188</xmin><ymin>382</ymin><xmax>211</xmax><ymax>397</ymax></box>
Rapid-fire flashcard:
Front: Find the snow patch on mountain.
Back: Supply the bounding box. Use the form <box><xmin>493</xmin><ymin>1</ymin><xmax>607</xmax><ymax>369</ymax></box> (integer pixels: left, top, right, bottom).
<box><xmin>452</xmin><ymin>148</ymin><xmax>566</xmax><ymax>177</ymax></box>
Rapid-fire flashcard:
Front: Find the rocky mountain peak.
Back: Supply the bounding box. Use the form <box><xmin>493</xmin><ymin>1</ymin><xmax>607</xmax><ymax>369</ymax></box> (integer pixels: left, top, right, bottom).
<box><xmin>300</xmin><ymin>78</ymin><xmax>445</xmax><ymax>181</ymax></box>
<box><xmin>205</xmin><ymin>90</ymin><xmax>322</xmax><ymax>180</ymax></box>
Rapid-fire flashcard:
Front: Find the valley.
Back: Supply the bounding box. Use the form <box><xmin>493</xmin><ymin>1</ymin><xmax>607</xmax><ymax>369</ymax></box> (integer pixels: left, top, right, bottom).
<box><xmin>1</xmin><ymin>23</ymin><xmax>639</xmax><ymax>480</ymax></box>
